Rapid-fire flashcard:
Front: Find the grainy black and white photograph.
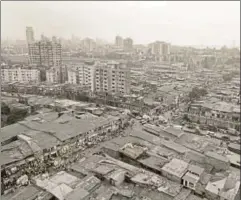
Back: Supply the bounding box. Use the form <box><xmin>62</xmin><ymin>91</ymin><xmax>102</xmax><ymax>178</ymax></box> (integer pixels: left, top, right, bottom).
<box><xmin>1</xmin><ymin>1</ymin><xmax>240</xmax><ymax>200</ymax></box>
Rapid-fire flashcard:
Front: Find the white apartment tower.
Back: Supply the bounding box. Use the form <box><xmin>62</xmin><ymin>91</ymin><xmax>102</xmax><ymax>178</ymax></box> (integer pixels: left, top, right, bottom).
<box><xmin>68</xmin><ymin>62</ymin><xmax>96</xmax><ymax>90</ymax></box>
<box><xmin>95</xmin><ymin>61</ymin><xmax>130</xmax><ymax>95</ymax></box>
<box><xmin>67</xmin><ymin>69</ymin><xmax>77</xmax><ymax>84</ymax></box>
<box><xmin>67</xmin><ymin>61</ymin><xmax>130</xmax><ymax>95</ymax></box>
<box><xmin>1</xmin><ymin>66</ymin><xmax>40</xmax><ymax>83</ymax></box>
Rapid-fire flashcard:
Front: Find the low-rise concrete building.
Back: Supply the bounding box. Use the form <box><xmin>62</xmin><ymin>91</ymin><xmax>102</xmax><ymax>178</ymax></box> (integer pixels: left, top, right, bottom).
<box><xmin>1</xmin><ymin>66</ymin><xmax>40</xmax><ymax>83</ymax></box>
<box><xmin>182</xmin><ymin>164</ymin><xmax>205</xmax><ymax>190</ymax></box>
<box><xmin>161</xmin><ymin>158</ymin><xmax>189</xmax><ymax>183</ymax></box>
<box><xmin>186</xmin><ymin>101</ymin><xmax>240</xmax><ymax>131</ymax></box>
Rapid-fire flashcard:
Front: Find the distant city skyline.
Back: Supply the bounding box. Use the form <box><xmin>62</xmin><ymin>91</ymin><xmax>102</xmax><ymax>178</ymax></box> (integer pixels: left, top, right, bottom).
<box><xmin>1</xmin><ymin>1</ymin><xmax>240</xmax><ymax>48</ymax></box>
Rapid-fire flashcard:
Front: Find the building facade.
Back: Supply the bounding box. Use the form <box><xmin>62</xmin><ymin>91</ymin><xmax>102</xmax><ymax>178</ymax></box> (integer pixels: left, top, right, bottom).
<box><xmin>95</xmin><ymin>61</ymin><xmax>130</xmax><ymax>95</ymax></box>
<box><xmin>1</xmin><ymin>66</ymin><xmax>40</xmax><ymax>83</ymax></box>
<box><xmin>46</xmin><ymin>65</ymin><xmax>67</xmax><ymax>84</ymax></box>
<box><xmin>66</xmin><ymin>62</ymin><xmax>96</xmax><ymax>88</ymax></box>
<box><xmin>67</xmin><ymin>69</ymin><xmax>77</xmax><ymax>84</ymax></box>
<box><xmin>186</xmin><ymin>101</ymin><xmax>240</xmax><ymax>131</ymax></box>
<box><xmin>77</xmin><ymin>65</ymin><xmax>85</xmax><ymax>85</ymax></box>
<box><xmin>46</xmin><ymin>68</ymin><xmax>58</xmax><ymax>83</ymax></box>
<box><xmin>28</xmin><ymin>38</ymin><xmax>62</xmax><ymax>67</ymax></box>
<box><xmin>64</xmin><ymin>61</ymin><xmax>130</xmax><ymax>95</ymax></box>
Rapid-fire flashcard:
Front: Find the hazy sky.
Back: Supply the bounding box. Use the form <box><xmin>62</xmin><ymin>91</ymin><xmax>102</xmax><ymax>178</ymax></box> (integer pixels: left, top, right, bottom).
<box><xmin>1</xmin><ymin>1</ymin><xmax>240</xmax><ymax>47</ymax></box>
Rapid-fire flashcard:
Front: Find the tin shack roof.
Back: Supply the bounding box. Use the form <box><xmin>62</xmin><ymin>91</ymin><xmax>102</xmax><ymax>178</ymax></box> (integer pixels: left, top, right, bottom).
<box><xmin>161</xmin><ymin>158</ymin><xmax>189</xmax><ymax>178</ymax></box>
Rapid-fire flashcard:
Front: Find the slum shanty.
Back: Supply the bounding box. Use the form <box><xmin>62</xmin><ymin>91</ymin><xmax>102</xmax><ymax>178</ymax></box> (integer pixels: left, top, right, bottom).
<box><xmin>1</xmin><ymin>70</ymin><xmax>240</xmax><ymax>200</ymax></box>
<box><xmin>1</xmin><ymin>97</ymin><xmax>133</xmax><ymax>195</ymax></box>
<box><xmin>1</xmin><ymin>97</ymin><xmax>240</xmax><ymax>200</ymax></box>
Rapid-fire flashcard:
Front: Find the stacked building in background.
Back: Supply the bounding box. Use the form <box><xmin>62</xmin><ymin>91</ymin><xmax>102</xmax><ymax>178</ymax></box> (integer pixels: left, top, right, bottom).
<box><xmin>150</xmin><ymin>41</ymin><xmax>171</xmax><ymax>61</ymax></box>
<box><xmin>115</xmin><ymin>35</ymin><xmax>124</xmax><ymax>48</ymax></box>
<box><xmin>123</xmin><ymin>37</ymin><xmax>133</xmax><ymax>51</ymax></box>
<box><xmin>82</xmin><ymin>38</ymin><xmax>96</xmax><ymax>53</ymax></box>
<box><xmin>28</xmin><ymin>37</ymin><xmax>62</xmax><ymax>67</ymax></box>
<box><xmin>65</xmin><ymin>60</ymin><xmax>131</xmax><ymax>95</ymax></box>
<box><xmin>26</xmin><ymin>27</ymin><xmax>65</xmax><ymax>83</ymax></box>
<box><xmin>95</xmin><ymin>61</ymin><xmax>131</xmax><ymax>94</ymax></box>
<box><xmin>26</xmin><ymin>26</ymin><xmax>35</xmax><ymax>44</ymax></box>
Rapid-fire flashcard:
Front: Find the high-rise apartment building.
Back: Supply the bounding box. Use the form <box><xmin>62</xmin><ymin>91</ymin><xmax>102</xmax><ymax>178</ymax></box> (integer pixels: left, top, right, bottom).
<box><xmin>150</xmin><ymin>41</ymin><xmax>171</xmax><ymax>56</ymax></box>
<box><xmin>115</xmin><ymin>36</ymin><xmax>123</xmax><ymax>47</ymax></box>
<box><xmin>67</xmin><ymin>69</ymin><xmax>77</xmax><ymax>84</ymax></box>
<box><xmin>95</xmin><ymin>61</ymin><xmax>130</xmax><ymax>95</ymax></box>
<box><xmin>28</xmin><ymin>37</ymin><xmax>62</xmax><ymax>67</ymax></box>
<box><xmin>82</xmin><ymin>38</ymin><xmax>96</xmax><ymax>52</ymax></box>
<box><xmin>82</xmin><ymin>61</ymin><xmax>96</xmax><ymax>91</ymax></box>
<box><xmin>69</xmin><ymin>61</ymin><xmax>130</xmax><ymax>95</ymax></box>
<box><xmin>46</xmin><ymin>68</ymin><xmax>58</xmax><ymax>83</ymax></box>
<box><xmin>46</xmin><ymin>65</ymin><xmax>67</xmax><ymax>84</ymax></box>
<box><xmin>28</xmin><ymin>42</ymin><xmax>41</xmax><ymax>65</ymax></box>
<box><xmin>162</xmin><ymin>42</ymin><xmax>171</xmax><ymax>55</ymax></box>
<box><xmin>68</xmin><ymin>61</ymin><xmax>96</xmax><ymax>90</ymax></box>
<box><xmin>26</xmin><ymin>27</ymin><xmax>35</xmax><ymax>44</ymax></box>
<box><xmin>123</xmin><ymin>38</ymin><xmax>133</xmax><ymax>51</ymax></box>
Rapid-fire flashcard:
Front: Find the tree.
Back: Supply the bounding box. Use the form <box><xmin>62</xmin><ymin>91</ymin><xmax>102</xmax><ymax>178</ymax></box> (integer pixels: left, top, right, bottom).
<box><xmin>183</xmin><ymin>114</ymin><xmax>190</xmax><ymax>122</ymax></box>
<box><xmin>1</xmin><ymin>103</ymin><xmax>10</xmax><ymax>115</ymax></box>
<box><xmin>188</xmin><ymin>87</ymin><xmax>208</xmax><ymax>101</ymax></box>
<box><xmin>198</xmin><ymin>88</ymin><xmax>208</xmax><ymax>96</ymax></box>
<box><xmin>188</xmin><ymin>87</ymin><xmax>199</xmax><ymax>100</ymax></box>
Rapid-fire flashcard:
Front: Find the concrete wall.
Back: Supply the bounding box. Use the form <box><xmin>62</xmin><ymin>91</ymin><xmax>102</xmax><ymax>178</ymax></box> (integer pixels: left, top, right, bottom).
<box><xmin>204</xmin><ymin>189</ymin><xmax>219</xmax><ymax>200</ymax></box>
<box><xmin>161</xmin><ymin>170</ymin><xmax>182</xmax><ymax>183</ymax></box>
